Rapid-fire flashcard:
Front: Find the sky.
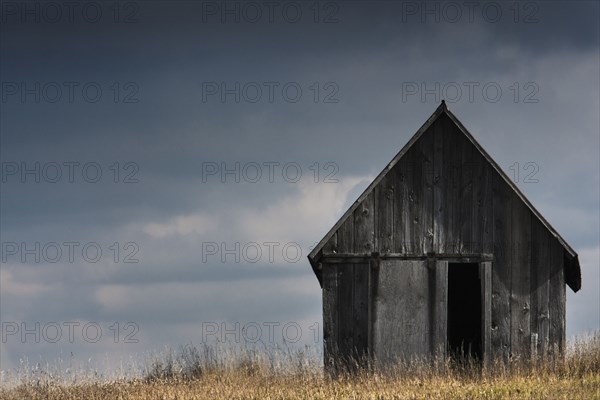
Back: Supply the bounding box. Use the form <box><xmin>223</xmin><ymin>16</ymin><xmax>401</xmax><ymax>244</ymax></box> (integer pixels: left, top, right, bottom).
<box><xmin>0</xmin><ymin>0</ymin><xmax>599</xmax><ymax>379</ymax></box>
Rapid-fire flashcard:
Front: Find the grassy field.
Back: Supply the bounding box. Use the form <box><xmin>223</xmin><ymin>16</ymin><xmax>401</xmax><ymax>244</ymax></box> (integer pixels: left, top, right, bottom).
<box><xmin>2</xmin><ymin>333</ymin><xmax>599</xmax><ymax>399</ymax></box>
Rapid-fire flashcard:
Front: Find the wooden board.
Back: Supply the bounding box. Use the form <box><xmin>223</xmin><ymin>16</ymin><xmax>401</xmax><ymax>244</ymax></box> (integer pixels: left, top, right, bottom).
<box><xmin>368</xmin><ymin>258</ymin><xmax>380</xmax><ymax>360</ymax></box>
<box><xmin>375</xmin><ymin>174</ymin><xmax>394</xmax><ymax>254</ymax></box>
<box><xmin>323</xmin><ymin>232</ymin><xmax>337</xmax><ymax>255</ymax></box>
<box><xmin>353</xmin><ymin>264</ymin><xmax>370</xmax><ymax>362</ymax></box>
<box><xmin>393</xmin><ymin>149</ymin><xmax>412</xmax><ymax>254</ymax></box>
<box><xmin>432</xmin><ymin>117</ymin><xmax>445</xmax><ymax>254</ymax></box>
<box><xmin>481</xmin><ymin>261</ymin><xmax>492</xmax><ymax>365</ymax></box>
<box><xmin>470</xmin><ymin>148</ymin><xmax>483</xmax><ymax>255</ymax></box>
<box><xmin>443</xmin><ymin>116</ymin><xmax>461</xmax><ymax>254</ymax></box>
<box><xmin>480</xmin><ymin>161</ymin><xmax>494</xmax><ymax>254</ymax></box>
<box><xmin>510</xmin><ymin>199</ymin><xmax>531</xmax><ymax>358</ymax></box>
<box><xmin>471</xmin><ymin>148</ymin><xmax>493</xmax><ymax>254</ymax></box>
<box><xmin>433</xmin><ymin>260</ymin><xmax>448</xmax><ymax>358</ymax></box>
<box><xmin>353</xmin><ymin>192</ymin><xmax>375</xmax><ymax>254</ymax></box>
<box><xmin>322</xmin><ymin>263</ymin><xmax>339</xmax><ymax>372</ymax></box>
<box><xmin>417</xmin><ymin>125</ymin><xmax>434</xmax><ymax>254</ymax></box>
<box><xmin>530</xmin><ymin>218</ymin><xmax>550</xmax><ymax>358</ymax></box>
<box><xmin>337</xmin><ymin>264</ymin><xmax>355</xmax><ymax>365</ymax></box>
<box><xmin>491</xmin><ymin>172</ymin><xmax>511</xmax><ymax>362</ymax></box>
<box><xmin>457</xmin><ymin>132</ymin><xmax>474</xmax><ymax>254</ymax></box>
<box><xmin>336</xmin><ymin>215</ymin><xmax>354</xmax><ymax>254</ymax></box>
<box><xmin>548</xmin><ymin>238</ymin><xmax>565</xmax><ymax>355</ymax></box>
<box><xmin>373</xmin><ymin>259</ymin><xmax>430</xmax><ymax>367</ymax></box>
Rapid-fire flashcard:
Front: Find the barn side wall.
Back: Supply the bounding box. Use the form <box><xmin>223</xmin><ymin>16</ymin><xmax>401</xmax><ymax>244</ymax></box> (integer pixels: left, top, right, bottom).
<box><xmin>321</xmin><ymin>113</ymin><xmax>566</xmax><ymax>365</ymax></box>
<box><xmin>492</xmin><ymin>175</ymin><xmax>565</xmax><ymax>360</ymax></box>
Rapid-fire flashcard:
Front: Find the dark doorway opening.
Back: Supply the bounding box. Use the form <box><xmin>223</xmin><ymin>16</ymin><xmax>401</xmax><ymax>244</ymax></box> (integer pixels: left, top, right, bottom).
<box><xmin>447</xmin><ymin>262</ymin><xmax>482</xmax><ymax>360</ymax></box>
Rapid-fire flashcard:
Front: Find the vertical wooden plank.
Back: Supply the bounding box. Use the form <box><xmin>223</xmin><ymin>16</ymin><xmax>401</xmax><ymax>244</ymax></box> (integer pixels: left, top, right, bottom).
<box><xmin>322</xmin><ymin>263</ymin><xmax>338</xmax><ymax>372</ymax></box>
<box><xmin>372</xmin><ymin>260</ymin><xmax>393</xmax><ymax>368</ymax></box>
<box><xmin>413</xmin><ymin>259</ymin><xmax>431</xmax><ymax>357</ymax></box>
<box><xmin>353</xmin><ymin>264</ymin><xmax>370</xmax><ymax>363</ymax></box>
<box><xmin>354</xmin><ymin>191</ymin><xmax>375</xmax><ymax>254</ymax></box>
<box><xmin>481</xmin><ymin>163</ymin><xmax>494</xmax><ymax>254</ymax></box>
<box><xmin>529</xmin><ymin>220</ymin><xmax>539</xmax><ymax>358</ymax></box>
<box><xmin>530</xmin><ymin>219</ymin><xmax>550</xmax><ymax>358</ymax></box>
<box><xmin>491</xmin><ymin>172</ymin><xmax>511</xmax><ymax>363</ymax></box>
<box><xmin>510</xmin><ymin>200</ymin><xmax>531</xmax><ymax>358</ymax></box>
<box><xmin>433</xmin><ymin>117</ymin><xmax>445</xmax><ymax>254</ymax></box>
<box><xmin>415</xmin><ymin>259</ymin><xmax>432</xmax><ymax>358</ymax></box>
<box><xmin>558</xmin><ymin>252</ymin><xmax>566</xmax><ymax>354</ymax></box>
<box><xmin>434</xmin><ymin>260</ymin><xmax>448</xmax><ymax>358</ymax></box>
<box><xmin>368</xmin><ymin>258</ymin><xmax>380</xmax><ymax>362</ymax></box>
<box><xmin>443</xmin><ymin>117</ymin><xmax>459</xmax><ymax>254</ymax></box>
<box><xmin>481</xmin><ymin>261</ymin><xmax>492</xmax><ymax>366</ymax></box>
<box><xmin>458</xmin><ymin>135</ymin><xmax>474</xmax><ymax>254</ymax></box>
<box><xmin>394</xmin><ymin>154</ymin><xmax>411</xmax><ymax>254</ymax></box>
<box><xmin>548</xmin><ymin>238</ymin><xmax>565</xmax><ymax>355</ymax></box>
<box><xmin>337</xmin><ymin>218</ymin><xmax>354</xmax><ymax>254</ymax></box>
<box><xmin>470</xmin><ymin>148</ymin><xmax>482</xmax><ymax>255</ymax></box>
<box><xmin>541</xmin><ymin>231</ymin><xmax>552</xmax><ymax>358</ymax></box>
<box><xmin>406</xmin><ymin>140</ymin><xmax>422</xmax><ymax>255</ymax></box>
<box><xmin>419</xmin><ymin>126</ymin><xmax>434</xmax><ymax>254</ymax></box>
<box><xmin>472</xmin><ymin>149</ymin><xmax>492</xmax><ymax>254</ymax></box>
<box><xmin>375</xmin><ymin>174</ymin><xmax>394</xmax><ymax>254</ymax></box>
<box><xmin>323</xmin><ymin>232</ymin><xmax>337</xmax><ymax>255</ymax></box>
<box><xmin>337</xmin><ymin>264</ymin><xmax>354</xmax><ymax>367</ymax></box>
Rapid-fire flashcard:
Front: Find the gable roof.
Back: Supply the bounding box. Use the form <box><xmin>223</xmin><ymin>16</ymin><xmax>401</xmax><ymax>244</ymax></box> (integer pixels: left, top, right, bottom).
<box><xmin>308</xmin><ymin>101</ymin><xmax>581</xmax><ymax>292</ymax></box>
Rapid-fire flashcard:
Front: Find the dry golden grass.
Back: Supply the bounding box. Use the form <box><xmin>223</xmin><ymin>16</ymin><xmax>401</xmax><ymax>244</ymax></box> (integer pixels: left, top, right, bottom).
<box><xmin>2</xmin><ymin>333</ymin><xmax>599</xmax><ymax>399</ymax></box>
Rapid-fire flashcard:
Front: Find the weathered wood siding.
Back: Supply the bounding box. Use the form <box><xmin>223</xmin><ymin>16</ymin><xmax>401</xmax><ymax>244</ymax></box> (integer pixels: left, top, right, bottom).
<box><xmin>433</xmin><ymin>260</ymin><xmax>448</xmax><ymax>357</ymax></box>
<box><xmin>324</xmin><ymin>113</ymin><xmax>498</xmax><ymax>257</ymax></box>
<box><xmin>322</xmin><ymin>263</ymin><xmax>370</xmax><ymax>372</ymax></box>
<box><xmin>321</xmin><ymin>112</ymin><xmax>567</xmax><ymax>364</ymax></box>
<box><xmin>491</xmin><ymin>171</ymin><xmax>512</xmax><ymax>362</ymax></box>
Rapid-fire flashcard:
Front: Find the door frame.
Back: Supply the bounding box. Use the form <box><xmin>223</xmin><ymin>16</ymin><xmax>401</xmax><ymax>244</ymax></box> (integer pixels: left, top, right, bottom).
<box><xmin>434</xmin><ymin>257</ymin><xmax>491</xmax><ymax>365</ymax></box>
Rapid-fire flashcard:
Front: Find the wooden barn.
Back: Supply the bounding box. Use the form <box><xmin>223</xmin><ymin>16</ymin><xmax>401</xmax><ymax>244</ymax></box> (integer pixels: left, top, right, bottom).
<box><xmin>308</xmin><ymin>101</ymin><xmax>581</xmax><ymax>371</ymax></box>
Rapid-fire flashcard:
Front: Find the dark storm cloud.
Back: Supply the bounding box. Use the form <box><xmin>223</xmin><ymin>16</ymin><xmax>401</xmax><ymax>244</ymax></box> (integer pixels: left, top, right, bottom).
<box><xmin>3</xmin><ymin>1</ymin><xmax>597</xmax><ymax>172</ymax></box>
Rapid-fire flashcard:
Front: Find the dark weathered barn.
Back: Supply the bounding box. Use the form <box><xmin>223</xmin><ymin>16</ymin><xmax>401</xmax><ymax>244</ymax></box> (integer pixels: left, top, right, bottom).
<box><xmin>308</xmin><ymin>101</ymin><xmax>581</xmax><ymax>371</ymax></box>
